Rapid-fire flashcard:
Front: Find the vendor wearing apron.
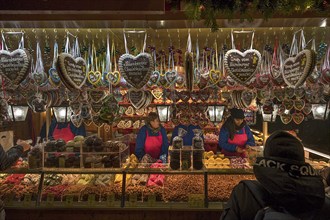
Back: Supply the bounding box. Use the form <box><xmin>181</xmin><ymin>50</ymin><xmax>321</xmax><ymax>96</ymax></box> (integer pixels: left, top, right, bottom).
<box><xmin>219</xmin><ymin>108</ymin><xmax>255</xmax><ymax>157</ymax></box>
<box><xmin>135</xmin><ymin>112</ymin><xmax>169</xmax><ymax>161</ymax></box>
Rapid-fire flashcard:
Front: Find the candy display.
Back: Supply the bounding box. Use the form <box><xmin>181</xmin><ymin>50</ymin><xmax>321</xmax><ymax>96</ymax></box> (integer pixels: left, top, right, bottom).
<box><xmin>204</xmin><ymin>151</ymin><xmax>230</xmax><ymax>169</ymax></box>
<box><xmin>230</xmin><ymin>157</ymin><xmax>251</xmax><ymax>169</ymax></box>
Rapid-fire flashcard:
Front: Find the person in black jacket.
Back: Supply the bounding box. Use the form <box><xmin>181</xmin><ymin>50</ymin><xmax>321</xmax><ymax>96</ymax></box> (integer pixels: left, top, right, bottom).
<box><xmin>0</xmin><ymin>140</ymin><xmax>31</xmax><ymax>170</ymax></box>
<box><xmin>221</xmin><ymin>130</ymin><xmax>330</xmax><ymax>220</ymax></box>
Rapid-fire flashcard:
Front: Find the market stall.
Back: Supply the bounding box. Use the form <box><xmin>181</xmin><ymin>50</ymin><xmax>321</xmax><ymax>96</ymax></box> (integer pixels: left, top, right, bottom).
<box><xmin>0</xmin><ymin>1</ymin><xmax>329</xmax><ymax>219</ymax></box>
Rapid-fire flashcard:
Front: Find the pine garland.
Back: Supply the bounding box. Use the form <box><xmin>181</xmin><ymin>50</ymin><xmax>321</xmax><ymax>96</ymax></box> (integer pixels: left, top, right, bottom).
<box><xmin>177</xmin><ymin>0</ymin><xmax>330</xmax><ymax>31</ymax></box>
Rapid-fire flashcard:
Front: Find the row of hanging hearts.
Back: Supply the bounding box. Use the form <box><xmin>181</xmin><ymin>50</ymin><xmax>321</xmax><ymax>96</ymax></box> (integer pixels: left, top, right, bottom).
<box><xmin>171</xmin><ymin>104</ymin><xmax>210</xmax><ymax>128</ymax></box>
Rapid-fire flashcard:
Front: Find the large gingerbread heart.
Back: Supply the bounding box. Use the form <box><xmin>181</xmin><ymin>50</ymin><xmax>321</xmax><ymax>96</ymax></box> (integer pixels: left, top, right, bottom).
<box><xmin>118</xmin><ymin>53</ymin><xmax>153</xmax><ymax>89</ymax></box>
<box><xmin>0</xmin><ymin>49</ymin><xmax>31</xmax><ymax>86</ymax></box>
<box><xmin>292</xmin><ymin>112</ymin><xmax>304</xmax><ymax>124</ymax></box>
<box><xmin>224</xmin><ymin>49</ymin><xmax>261</xmax><ymax>85</ymax></box>
<box><xmin>57</xmin><ymin>53</ymin><xmax>87</xmax><ymax>90</ymax></box>
<box><xmin>128</xmin><ymin>89</ymin><xmax>145</xmax><ymax>109</ymax></box>
<box><xmin>282</xmin><ymin>49</ymin><xmax>316</xmax><ymax>88</ymax></box>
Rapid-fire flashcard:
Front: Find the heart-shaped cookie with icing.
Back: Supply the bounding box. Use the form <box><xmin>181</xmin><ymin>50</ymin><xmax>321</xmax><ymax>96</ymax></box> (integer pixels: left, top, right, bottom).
<box><xmin>294</xmin><ymin>99</ymin><xmax>305</xmax><ymax>111</ymax></box>
<box><xmin>285</xmin><ymin>87</ymin><xmax>295</xmax><ymax>98</ymax></box>
<box><xmin>147</xmin><ymin>70</ymin><xmax>160</xmax><ymax>87</ymax></box>
<box><xmin>88</xmin><ymin>90</ymin><xmax>105</xmax><ymax>103</ymax></box>
<box><xmin>274</xmin><ymin>89</ymin><xmax>285</xmax><ymax>101</ymax></box>
<box><xmin>125</xmin><ymin>106</ymin><xmax>135</xmax><ymax>116</ymax></box>
<box><xmin>283</xmin><ymin>99</ymin><xmax>294</xmax><ymax>110</ymax></box>
<box><xmin>271</xmin><ymin>64</ymin><xmax>282</xmax><ymax>79</ymax></box>
<box><xmin>91</xmin><ymin>102</ymin><xmax>103</xmax><ymax>114</ymax></box>
<box><xmin>107</xmin><ymin>71</ymin><xmax>121</xmax><ymax>86</ymax></box>
<box><xmin>0</xmin><ymin>49</ymin><xmax>31</xmax><ymax>86</ymax></box>
<box><xmin>224</xmin><ymin>49</ymin><xmax>261</xmax><ymax>85</ymax></box>
<box><xmin>165</xmin><ymin>70</ymin><xmax>177</xmax><ymax>85</ymax></box>
<box><xmin>87</xmin><ymin>71</ymin><xmax>102</xmax><ymax>85</ymax></box>
<box><xmin>151</xmin><ymin>89</ymin><xmax>163</xmax><ymax>100</ymax></box>
<box><xmin>294</xmin><ymin>87</ymin><xmax>305</xmax><ymax>98</ymax></box>
<box><xmin>48</xmin><ymin>67</ymin><xmax>61</xmax><ymax>86</ymax></box>
<box><xmin>282</xmin><ymin>49</ymin><xmax>316</xmax><ymax>88</ymax></box>
<box><xmin>303</xmin><ymin>103</ymin><xmax>312</xmax><ymax>115</ymax></box>
<box><xmin>292</xmin><ymin>112</ymin><xmax>304</xmax><ymax>124</ymax></box>
<box><xmin>209</xmin><ymin>69</ymin><xmax>221</xmax><ymax>84</ymax></box>
<box><xmin>128</xmin><ymin>89</ymin><xmax>146</xmax><ymax>109</ymax></box>
<box><xmin>118</xmin><ymin>53</ymin><xmax>153</xmax><ymax>89</ymax></box>
<box><xmin>280</xmin><ymin>113</ymin><xmax>292</xmax><ymax>124</ymax></box>
<box><xmin>57</xmin><ymin>53</ymin><xmax>87</xmax><ymax>90</ymax></box>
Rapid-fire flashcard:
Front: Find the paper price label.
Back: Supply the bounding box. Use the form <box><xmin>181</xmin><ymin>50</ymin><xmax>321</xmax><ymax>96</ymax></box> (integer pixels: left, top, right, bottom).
<box><xmin>128</xmin><ymin>194</ymin><xmax>137</xmax><ymax>207</ymax></box>
<box><xmin>106</xmin><ymin>194</ymin><xmax>115</xmax><ymax>207</ymax></box>
<box><xmin>188</xmin><ymin>194</ymin><xmax>204</xmax><ymax>208</ymax></box>
<box><xmin>88</xmin><ymin>194</ymin><xmax>96</xmax><ymax>206</ymax></box>
<box><xmin>65</xmin><ymin>195</ymin><xmax>74</xmax><ymax>206</ymax></box>
<box><xmin>147</xmin><ymin>195</ymin><xmax>156</xmax><ymax>207</ymax></box>
<box><xmin>46</xmin><ymin>194</ymin><xmax>55</xmax><ymax>206</ymax></box>
<box><xmin>23</xmin><ymin>194</ymin><xmax>32</xmax><ymax>206</ymax></box>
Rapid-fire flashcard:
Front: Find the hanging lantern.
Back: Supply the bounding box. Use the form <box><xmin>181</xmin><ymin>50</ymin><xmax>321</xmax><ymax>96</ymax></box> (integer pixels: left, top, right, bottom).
<box><xmin>7</xmin><ymin>105</ymin><xmax>29</xmax><ymax>122</ymax></box>
<box><xmin>157</xmin><ymin>105</ymin><xmax>171</xmax><ymax>122</ymax></box>
<box><xmin>207</xmin><ymin>105</ymin><xmax>225</xmax><ymax>123</ymax></box>
<box><xmin>52</xmin><ymin>106</ymin><xmax>72</xmax><ymax>123</ymax></box>
<box><xmin>312</xmin><ymin>103</ymin><xmax>330</xmax><ymax>120</ymax></box>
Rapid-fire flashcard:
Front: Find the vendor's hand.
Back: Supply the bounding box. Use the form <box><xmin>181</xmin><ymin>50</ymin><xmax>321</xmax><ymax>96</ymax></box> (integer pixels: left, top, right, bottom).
<box><xmin>16</xmin><ymin>139</ymin><xmax>31</xmax><ymax>152</ymax></box>
<box><xmin>236</xmin><ymin>147</ymin><xmax>245</xmax><ymax>154</ymax></box>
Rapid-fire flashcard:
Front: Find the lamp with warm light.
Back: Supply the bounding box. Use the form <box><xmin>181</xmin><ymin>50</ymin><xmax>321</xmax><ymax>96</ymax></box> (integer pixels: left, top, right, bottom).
<box><xmin>157</xmin><ymin>105</ymin><xmax>171</xmax><ymax>122</ymax></box>
<box><xmin>52</xmin><ymin>106</ymin><xmax>72</xmax><ymax>123</ymax></box>
<box><xmin>7</xmin><ymin>105</ymin><xmax>29</xmax><ymax>122</ymax></box>
<box><xmin>208</xmin><ymin>105</ymin><xmax>225</xmax><ymax>123</ymax></box>
<box><xmin>312</xmin><ymin>103</ymin><xmax>329</xmax><ymax>120</ymax></box>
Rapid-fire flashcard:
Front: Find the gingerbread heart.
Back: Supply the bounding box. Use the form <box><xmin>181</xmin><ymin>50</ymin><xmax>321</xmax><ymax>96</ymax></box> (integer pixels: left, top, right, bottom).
<box><xmin>92</xmin><ymin>115</ymin><xmax>104</xmax><ymax>128</ymax></box>
<box><xmin>91</xmin><ymin>101</ymin><xmax>103</xmax><ymax>114</ymax></box>
<box><xmin>88</xmin><ymin>90</ymin><xmax>105</xmax><ymax>103</ymax></box>
<box><xmin>256</xmin><ymin>73</ymin><xmax>271</xmax><ymax>88</ymax></box>
<box><xmin>107</xmin><ymin>71</ymin><xmax>121</xmax><ymax>86</ymax></box>
<box><xmin>71</xmin><ymin>114</ymin><xmax>83</xmax><ymax>127</ymax></box>
<box><xmin>148</xmin><ymin>70</ymin><xmax>160</xmax><ymax>87</ymax></box>
<box><xmin>165</xmin><ymin>70</ymin><xmax>177</xmax><ymax>85</ymax></box>
<box><xmin>125</xmin><ymin>106</ymin><xmax>135</xmax><ymax>116</ymax></box>
<box><xmin>226</xmin><ymin>76</ymin><xmax>237</xmax><ymax>88</ymax></box>
<box><xmin>303</xmin><ymin>103</ymin><xmax>312</xmax><ymax>115</ymax></box>
<box><xmin>87</xmin><ymin>71</ymin><xmax>102</xmax><ymax>85</ymax></box>
<box><xmin>209</xmin><ymin>69</ymin><xmax>221</xmax><ymax>84</ymax></box>
<box><xmin>158</xmin><ymin>74</ymin><xmax>170</xmax><ymax>88</ymax></box>
<box><xmin>241</xmin><ymin>90</ymin><xmax>255</xmax><ymax>108</ymax></box>
<box><xmin>48</xmin><ymin>67</ymin><xmax>61</xmax><ymax>86</ymax></box>
<box><xmin>57</xmin><ymin>53</ymin><xmax>87</xmax><ymax>90</ymax></box>
<box><xmin>292</xmin><ymin>112</ymin><xmax>304</xmax><ymax>124</ymax></box>
<box><xmin>190</xmin><ymin>91</ymin><xmax>199</xmax><ymax>102</ymax></box>
<box><xmin>274</xmin><ymin>89</ymin><xmax>285</xmax><ymax>101</ymax></box>
<box><xmin>198</xmin><ymin>74</ymin><xmax>209</xmax><ymax>90</ymax></box>
<box><xmin>151</xmin><ymin>89</ymin><xmax>163</xmax><ymax>100</ymax></box>
<box><xmin>224</xmin><ymin>49</ymin><xmax>261</xmax><ymax>85</ymax></box>
<box><xmin>277</xmin><ymin>104</ymin><xmax>286</xmax><ymax>115</ymax></box>
<box><xmin>294</xmin><ymin>87</ymin><xmax>305</xmax><ymax>98</ymax></box>
<box><xmin>282</xmin><ymin>49</ymin><xmax>316</xmax><ymax>88</ymax></box>
<box><xmin>280</xmin><ymin>113</ymin><xmax>292</xmax><ymax>124</ymax></box>
<box><xmin>0</xmin><ymin>49</ymin><xmax>31</xmax><ymax>86</ymax></box>
<box><xmin>176</xmin><ymin>75</ymin><xmax>185</xmax><ymax>88</ymax></box>
<box><xmin>283</xmin><ymin>99</ymin><xmax>294</xmax><ymax>110</ymax></box>
<box><xmin>69</xmin><ymin>102</ymin><xmax>82</xmax><ymax>115</ymax></box>
<box><xmin>32</xmin><ymin>71</ymin><xmax>48</xmax><ymax>87</ymax></box>
<box><xmin>272</xmin><ymin>74</ymin><xmax>285</xmax><ymax>86</ymax></box>
<box><xmin>271</xmin><ymin>64</ymin><xmax>282</xmax><ymax>79</ymax></box>
<box><xmin>67</xmin><ymin>90</ymin><xmax>81</xmax><ymax>102</ymax></box>
<box><xmin>179</xmin><ymin>90</ymin><xmax>190</xmax><ymax>103</ymax></box>
<box><xmin>199</xmin><ymin>90</ymin><xmax>210</xmax><ymax>102</ymax></box>
<box><xmin>285</xmin><ymin>87</ymin><xmax>295</xmax><ymax>98</ymax></box>
<box><xmin>128</xmin><ymin>89</ymin><xmax>145</xmax><ymax>109</ymax></box>
<box><xmin>80</xmin><ymin>103</ymin><xmax>91</xmax><ymax>119</ymax></box>
<box><xmin>118</xmin><ymin>53</ymin><xmax>153</xmax><ymax>89</ymax></box>
<box><xmin>294</xmin><ymin>99</ymin><xmax>305</xmax><ymax>111</ymax></box>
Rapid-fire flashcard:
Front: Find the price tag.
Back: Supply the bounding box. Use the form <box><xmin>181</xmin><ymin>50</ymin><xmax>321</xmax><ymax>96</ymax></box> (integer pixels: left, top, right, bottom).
<box><xmin>65</xmin><ymin>195</ymin><xmax>74</xmax><ymax>206</ymax></box>
<box><xmin>106</xmin><ymin>194</ymin><xmax>115</xmax><ymax>207</ymax></box>
<box><xmin>46</xmin><ymin>194</ymin><xmax>55</xmax><ymax>206</ymax></box>
<box><xmin>147</xmin><ymin>195</ymin><xmax>156</xmax><ymax>207</ymax></box>
<box><xmin>188</xmin><ymin>194</ymin><xmax>204</xmax><ymax>208</ymax></box>
<box><xmin>23</xmin><ymin>194</ymin><xmax>32</xmax><ymax>206</ymax></box>
<box><xmin>88</xmin><ymin>194</ymin><xmax>96</xmax><ymax>206</ymax></box>
<box><xmin>128</xmin><ymin>194</ymin><xmax>137</xmax><ymax>207</ymax></box>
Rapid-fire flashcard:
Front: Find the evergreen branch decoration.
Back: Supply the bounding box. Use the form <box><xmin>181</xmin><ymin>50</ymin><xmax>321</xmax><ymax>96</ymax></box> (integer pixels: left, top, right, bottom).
<box><xmin>176</xmin><ymin>0</ymin><xmax>330</xmax><ymax>31</ymax></box>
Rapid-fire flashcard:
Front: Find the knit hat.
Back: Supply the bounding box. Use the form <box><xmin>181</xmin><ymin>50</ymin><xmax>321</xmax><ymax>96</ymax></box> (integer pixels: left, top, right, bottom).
<box><xmin>264</xmin><ymin>130</ymin><xmax>305</xmax><ymax>163</ymax></box>
<box><xmin>230</xmin><ymin>108</ymin><xmax>245</xmax><ymax>119</ymax></box>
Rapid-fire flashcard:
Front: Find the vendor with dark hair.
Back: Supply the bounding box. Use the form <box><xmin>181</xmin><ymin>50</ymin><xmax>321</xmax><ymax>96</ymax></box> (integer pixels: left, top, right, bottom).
<box><xmin>219</xmin><ymin>108</ymin><xmax>255</xmax><ymax>157</ymax></box>
<box><xmin>135</xmin><ymin>112</ymin><xmax>169</xmax><ymax>161</ymax></box>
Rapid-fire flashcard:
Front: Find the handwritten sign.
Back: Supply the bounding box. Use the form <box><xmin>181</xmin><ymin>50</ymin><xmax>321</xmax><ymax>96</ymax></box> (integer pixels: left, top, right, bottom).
<box><xmin>147</xmin><ymin>195</ymin><xmax>156</xmax><ymax>207</ymax></box>
<box><xmin>46</xmin><ymin>194</ymin><xmax>55</xmax><ymax>206</ymax></box>
<box><xmin>88</xmin><ymin>194</ymin><xmax>96</xmax><ymax>206</ymax></box>
<box><xmin>106</xmin><ymin>194</ymin><xmax>115</xmax><ymax>207</ymax></box>
<box><xmin>23</xmin><ymin>194</ymin><xmax>32</xmax><ymax>206</ymax></box>
<box><xmin>57</xmin><ymin>53</ymin><xmax>87</xmax><ymax>90</ymax></box>
<box><xmin>282</xmin><ymin>50</ymin><xmax>315</xmax><ymax>88</ymax></box>
<box><xmin>0</xmin><ymin>49</ymin><xmax>30</xmax><ymax>86</ymax></box>
<box><xmin>224</xmin><ymin>49</ymin><xmax>261</xmax><ymax>85</ymax></box>
<box><xmin>128</xmin><ymin>194</ymin><xmax>138</xmax><ymax>207</ymax></box>
<box><xmin>65</xmin><ymin>195</ymin><xmax>74</xmax><ymax>206</ymax></box>
<box><xmin>188</xmin><ymin>194</ymin><xmax>204</xmax><ymax>208</ymax></box>
<box><xmin>118</xmin><ymin>53</ymin><xmax>153</xmax><ymax>89</ymax></box>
